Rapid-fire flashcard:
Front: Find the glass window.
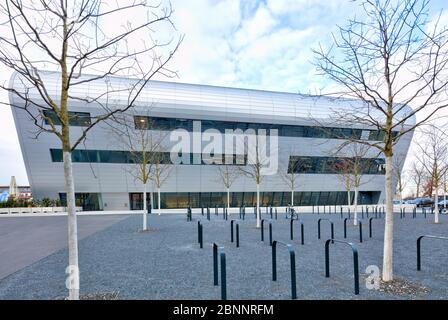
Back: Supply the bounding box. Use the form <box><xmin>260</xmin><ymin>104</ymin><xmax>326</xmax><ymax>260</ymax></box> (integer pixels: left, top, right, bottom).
<box><xmin>244</xmin><ymin>192</ymin><xmax>254</xmax><ymax>207</ymax></box>
<box><xmin>129</xmin><ymin>193</ymin><xmax>152</xmax><ymax>210</ymax></box>
<box><xmin>199</xmin><ymin>192</ymin><xmax>211</xmax><ymax>207</ymax></box>
<box><xmin>328</xmin><ymin>192</ymin><xmax>338</xmax><ymax>205</ymax></box>
<box><xmin>43</xmin><ymin>110</ymin><xmax>91</xmax><ymax>127</ymax></box>
<box><xmin>310</xmin><ymin>192</ymin><xmax>320</xmax><ymax>205</ymax></box>
<box><xmin>50</xmin><ymin>149</ymin><xmax>63</xmax><ymax>162</ymax></box>
<box><xmin>132</xmin><ymin>115</ymin><xmax>396</xmax><ymax>141</ymax></box>
<box><xmin>162</xmin><ymin>193</ymin><xmax>178</xmax><ymax>209</ymax></box>
<box><xmin>288</xmin><ymin>156</ymin><xmax>385</xmax><ymax>175</ymax></box>
<box><xmin>134</xmin><ymin>116</ymin><xmax>148</xmax><ymax>129</ymax></box>
<box><xmin>368</xmin><ymin>130</ymin><xmax>379</xmax><ymax>141</ymax></box>
<box><xmin>189</xmin><ymin>192</ymin><xmax>200</xmax><ymax>208</ymax></box>
<box><xmin>293</xmin><ymin>192</ymin><xmax>301</xmax><ymax>206</ymax></box>
<box><xmin>319</xmin><ymin>192</ymin><xmax>330</xmax><ymax>205</ymax></box>
<box><xmin>270</xmin><ymin>192</ymin><xmax>280</xmax><ymax>207</ymax></box>
<box><xmin>300</xmin><ymin>192</ymin><xmax>312</xmax><ymax>206</ymax></box>
<box><xmin>59</xmin><ymin>193</ymin><xmax>103</xmax><ymax>211</ymax></box>
<box><xmin>175</xmin><ymin>118</ymin><xmax>192</xmax><ymax>131</ymax></box>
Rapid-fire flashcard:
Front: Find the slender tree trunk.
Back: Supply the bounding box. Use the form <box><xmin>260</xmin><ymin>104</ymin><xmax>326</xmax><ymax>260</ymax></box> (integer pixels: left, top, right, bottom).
<box><xmin>434</xmin><ymin>185</ymin><xmax>439</xmax><ymax>223</ymax></box>
<box><xmin>353</xmin><ymin>186</ymin><xmax>359</xmax><ymax>226</ymax></box>
<box><xmin>227</xmin><ymin>187</ymin><xmax>230</xmax><ymax>211</ymax></box>
<box><xmin>382</xmin><ymin>155</ymin><xmax>394</xmax><ymax>281</ymax></box>
<box><xmin>158</xmin><ymin>187</ymin><xmax>161</xmax><ymax>216</ymax></box>
<box><xmin>143</xmin><ymin>183</ymin><xmax>147</xmax><ymax>230</ymax></box>
<box><xmin>63</xmin><ymin>151</ymin><xmax>79</xmax><ymax>300</ymax></box>
<box><xmin>256</xmin><ymin>183</ymin><xmax>260</xmax><ymax>228</ymax></box>
<box><xmin>291</xmin><ymin>190</ymin><xmax>294</xmax><ymax>207</ymax></box>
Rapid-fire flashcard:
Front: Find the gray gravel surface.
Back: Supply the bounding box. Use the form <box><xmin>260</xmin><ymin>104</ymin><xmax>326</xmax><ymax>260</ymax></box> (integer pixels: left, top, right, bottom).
<box><xmin>0</xmin><ymin>211</ymin><xmax>447</xmax><ymax>300</ymax></box>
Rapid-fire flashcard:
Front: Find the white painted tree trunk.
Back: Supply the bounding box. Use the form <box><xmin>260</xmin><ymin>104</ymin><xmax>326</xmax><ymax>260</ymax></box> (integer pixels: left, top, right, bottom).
<box><xmin>63</xmin><ymin>151</ymin><xmax>79</xmax><ymax>300</ymax></box>
<box><xmin>256</xmin><ymin>183</ymin><xmax>260</xmax><ymax>228</ymax></box>
<box><xmin>291</xmin><ymin>190</ymin><xmax>294</xmax><ymax>207</ymax></box>
<box><xmin>434</xmin><ymin>187</ymin><xmax>439</xmax><ymax>223</ymax></box>
<box><xmin>226</xmin><ymin>188</ymin><xmax>230</xmax><ymax>212</ymax></box>
<box><xmin>158</xmin><ymin>187</ymin><xmax>161</xmax><ymax>216</ymax></box>
<box><xmin>382</xmin><ymin>155</ymin><xmax>394</xmax><ymax>281</ymax></box>
<box><xmin>353</xmin><ymin>186</ymin><xmax>358</xmax><ymax>226</ymax></box>
<box><xmin>143</xmin><ymin>183</ymin><xmax>147</xmax><ymax>230</ymax></box>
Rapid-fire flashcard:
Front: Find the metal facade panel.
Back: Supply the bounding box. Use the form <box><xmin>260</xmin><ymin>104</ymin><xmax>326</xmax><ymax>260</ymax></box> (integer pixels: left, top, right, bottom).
<box><xmin>9</xmin><ymin>71</ymin><xmax>415</xmax><ymax>209</ymax></box>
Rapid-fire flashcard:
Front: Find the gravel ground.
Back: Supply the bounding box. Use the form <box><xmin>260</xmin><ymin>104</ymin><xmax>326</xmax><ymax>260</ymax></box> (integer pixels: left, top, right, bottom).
<box><xmin>0</xmin><ymin>210</ymin><xmax>447</xmax><ymax>300</ymax></box>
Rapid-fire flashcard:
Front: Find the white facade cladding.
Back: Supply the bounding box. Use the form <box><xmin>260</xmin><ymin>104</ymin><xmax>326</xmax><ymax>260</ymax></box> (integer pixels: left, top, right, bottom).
<box><xmin>10</xmin><ymin>71</ymin><xmax>415</xmax><ymax>210</ymax></box>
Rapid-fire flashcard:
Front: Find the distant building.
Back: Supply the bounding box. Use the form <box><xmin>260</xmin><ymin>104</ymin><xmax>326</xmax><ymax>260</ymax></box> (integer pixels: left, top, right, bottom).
<box><xmin>0</xmin><ymin>177</ymin><xmax>32</xmax><ymax>202</ymax></box>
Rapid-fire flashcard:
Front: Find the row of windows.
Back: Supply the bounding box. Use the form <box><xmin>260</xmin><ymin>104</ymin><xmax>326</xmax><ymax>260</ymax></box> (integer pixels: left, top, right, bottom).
<box><xmin>59</xmin><ymin>193</ymin><xmax>103</xmax><ymax>211</ymax></box>
<box><xmin>50</xmin><ymin>149</ymin><xmax>247</xmax><ymax>165</ymax></box>
<box><xmin>288</xmin><ymin>156</ymin><xmax>386</xmax><ymax>175</ymax></box>
<box><xmin>50</xmin><ymin>149</ymin><xmax>386</xmax><ymax>176</ymax></box>
<box><xmin>42</xmin><ymin>110</ymin><xmax>397</xmax><ymax>142</ymax></box>
<box><xmin>131</xmin><ymin>191</ymin><xmax>380</xmax><ymax>209</ymax></box>
<box><xmin>43</xmin><ymin>110</ymin><xmax>91</xmax><ymax>127</ymax></box>
<box><xmin>135</xmin><ymin>116</ymin><xmax>393</xmax><ymax>141</ymax></box>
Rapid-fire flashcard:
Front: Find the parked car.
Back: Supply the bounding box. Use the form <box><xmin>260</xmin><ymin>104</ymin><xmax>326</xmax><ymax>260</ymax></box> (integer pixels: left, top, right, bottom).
<box><xmin>414</xmin><ymin>197</ymin><xmax>434</xmax><ymax>208</ymax></box>
<box><xmin>393</xmin><ymin>199</ymin><xmax>406</xmax><ymax>205</ymax></box>
<box><xmin>437</xmin><ymin>200</ymin><xmax>448</xmax><ymax>213</ymax></box>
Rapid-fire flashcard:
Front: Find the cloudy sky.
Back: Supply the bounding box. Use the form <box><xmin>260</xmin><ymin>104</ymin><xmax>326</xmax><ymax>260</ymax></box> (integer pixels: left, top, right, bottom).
<box><xmin>0</xmin><ymin>0</ymin><xmax>447</xmax><ymax>186</ymax></box>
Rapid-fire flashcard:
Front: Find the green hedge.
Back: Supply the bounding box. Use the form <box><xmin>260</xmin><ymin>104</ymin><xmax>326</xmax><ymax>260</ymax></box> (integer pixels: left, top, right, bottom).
<box><xmin>0</xmin><ymin>197</ymin><xmax>62</xmax><ymax>208</ymax></box>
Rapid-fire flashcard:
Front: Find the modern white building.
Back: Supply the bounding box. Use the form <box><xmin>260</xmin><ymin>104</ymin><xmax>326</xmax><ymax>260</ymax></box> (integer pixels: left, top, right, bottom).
<box><xmin>10</xmin><ymin>72</ymin><xmax>414</xmax><ymax>211</ymax></box>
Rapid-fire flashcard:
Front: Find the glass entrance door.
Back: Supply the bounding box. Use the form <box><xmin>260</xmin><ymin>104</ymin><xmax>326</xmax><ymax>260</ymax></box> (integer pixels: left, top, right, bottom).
<box><xmin>129</xmin><ymin>193</ymin><xmax>152</xmax><ymax>211</ymax></box>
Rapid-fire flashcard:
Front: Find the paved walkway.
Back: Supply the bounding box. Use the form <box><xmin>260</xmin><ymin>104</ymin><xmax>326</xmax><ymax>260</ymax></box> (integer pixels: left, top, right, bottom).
<box><xmin>0</xmin><ymin>215</ymin><xmax>129</xmax><ymax>279</ymax></box>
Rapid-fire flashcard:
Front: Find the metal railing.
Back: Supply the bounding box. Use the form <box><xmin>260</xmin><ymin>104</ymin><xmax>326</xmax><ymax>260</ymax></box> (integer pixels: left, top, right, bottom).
<box><xmin>213</xmin><ymin>243</ymin><xmax>227</xmax><ymax>300</ymax></box>
<box><xmin>343</xmin><ymin>218</ymin><xmax>363</xmax><ymax>243</ymax></box>
<box><xmin>272</xmin><ymin>240</ymin><xmax>297</xmax><ymax>299</ymax></box>
<box><xmin>197</xmin><ymin>221</ymin><xmax>203</xmax><ymax>249</ymax></box>
<box><xmin>261</xmin><ymin>219</ymin><xmax>273</xmax><ymax>246</ymax></box>
<box><xmin>290</xmin><ymin>219</ymin><xmax>304</xmax><ymax>245</ymax></box>
<box><xmin>230</xmin><ymin>220</ymin><xmax>240</xmax><ymax>248</ymax></box>
<box><xmin>318</xmin><ymin>218</ymin><xmax>334</xmax><ymax>243</ymax></box>
<box><xmin>417</xmin><ymin>235</ymin><xmax>448</xmax><ymax>271</ymax></box>
<box><xmin>325</xmin><ymin>239</ymin><xmax>360</xmax><ymax>295</ymax></box>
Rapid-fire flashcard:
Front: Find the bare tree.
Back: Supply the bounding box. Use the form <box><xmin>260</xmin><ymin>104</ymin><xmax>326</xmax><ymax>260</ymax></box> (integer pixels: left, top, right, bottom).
<box><xmin>410</xmin><ymin>160</ymin><xmax>425</xmax><ymax>198</ymax></box>
<box><xmin>332</xmin><ymin>158</ymin><xmax>353</xmax><ymax>207</ymax></box>
<box><xmin>217</xmin><ymin>165</ymin><xmax>239</xmax><ymax>211</ymax></box>
<box><xmin>151</xmin><ymin>150</ymin><xmax>173</xmax><ymax>215</ymax></box>
<box><xmin>314</xmin><ymin>0</ymin><xmax>448</xmax><ymax>281</ymax></box>
<box><xmin>416</xmin><ymin>125</ymin><xmax>448</xmax><ymax>223</ymax></box>
<box><xmin>280</xmin><ymin>164</ymin><xmax>299</xmax><ymax>207</ymax></box>
<box><xmin>331</xmin><ymin>143</ymin><xmax>374</xmax><ymax>225</ymax></box>
<box><xmin>238</xmin><ymin>135</ymin><xmax>272</xmax><ymax>228</ymax></box>
<box><xmin>108</xmin><ymin>112</ymin><xmax>169</xmax><ymax>227</ymax></box>
<box><xmin>0</xmin><ymin>1</ymin><xmax>181</xmax><ymax>299</ymax></box>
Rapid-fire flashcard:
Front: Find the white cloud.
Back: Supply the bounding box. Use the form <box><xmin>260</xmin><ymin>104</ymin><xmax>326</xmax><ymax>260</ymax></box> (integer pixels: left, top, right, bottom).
<box><xmin>234</xmin><ymin>5</ymin><xmax>277</xmax><ymax>47</ymax></box>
